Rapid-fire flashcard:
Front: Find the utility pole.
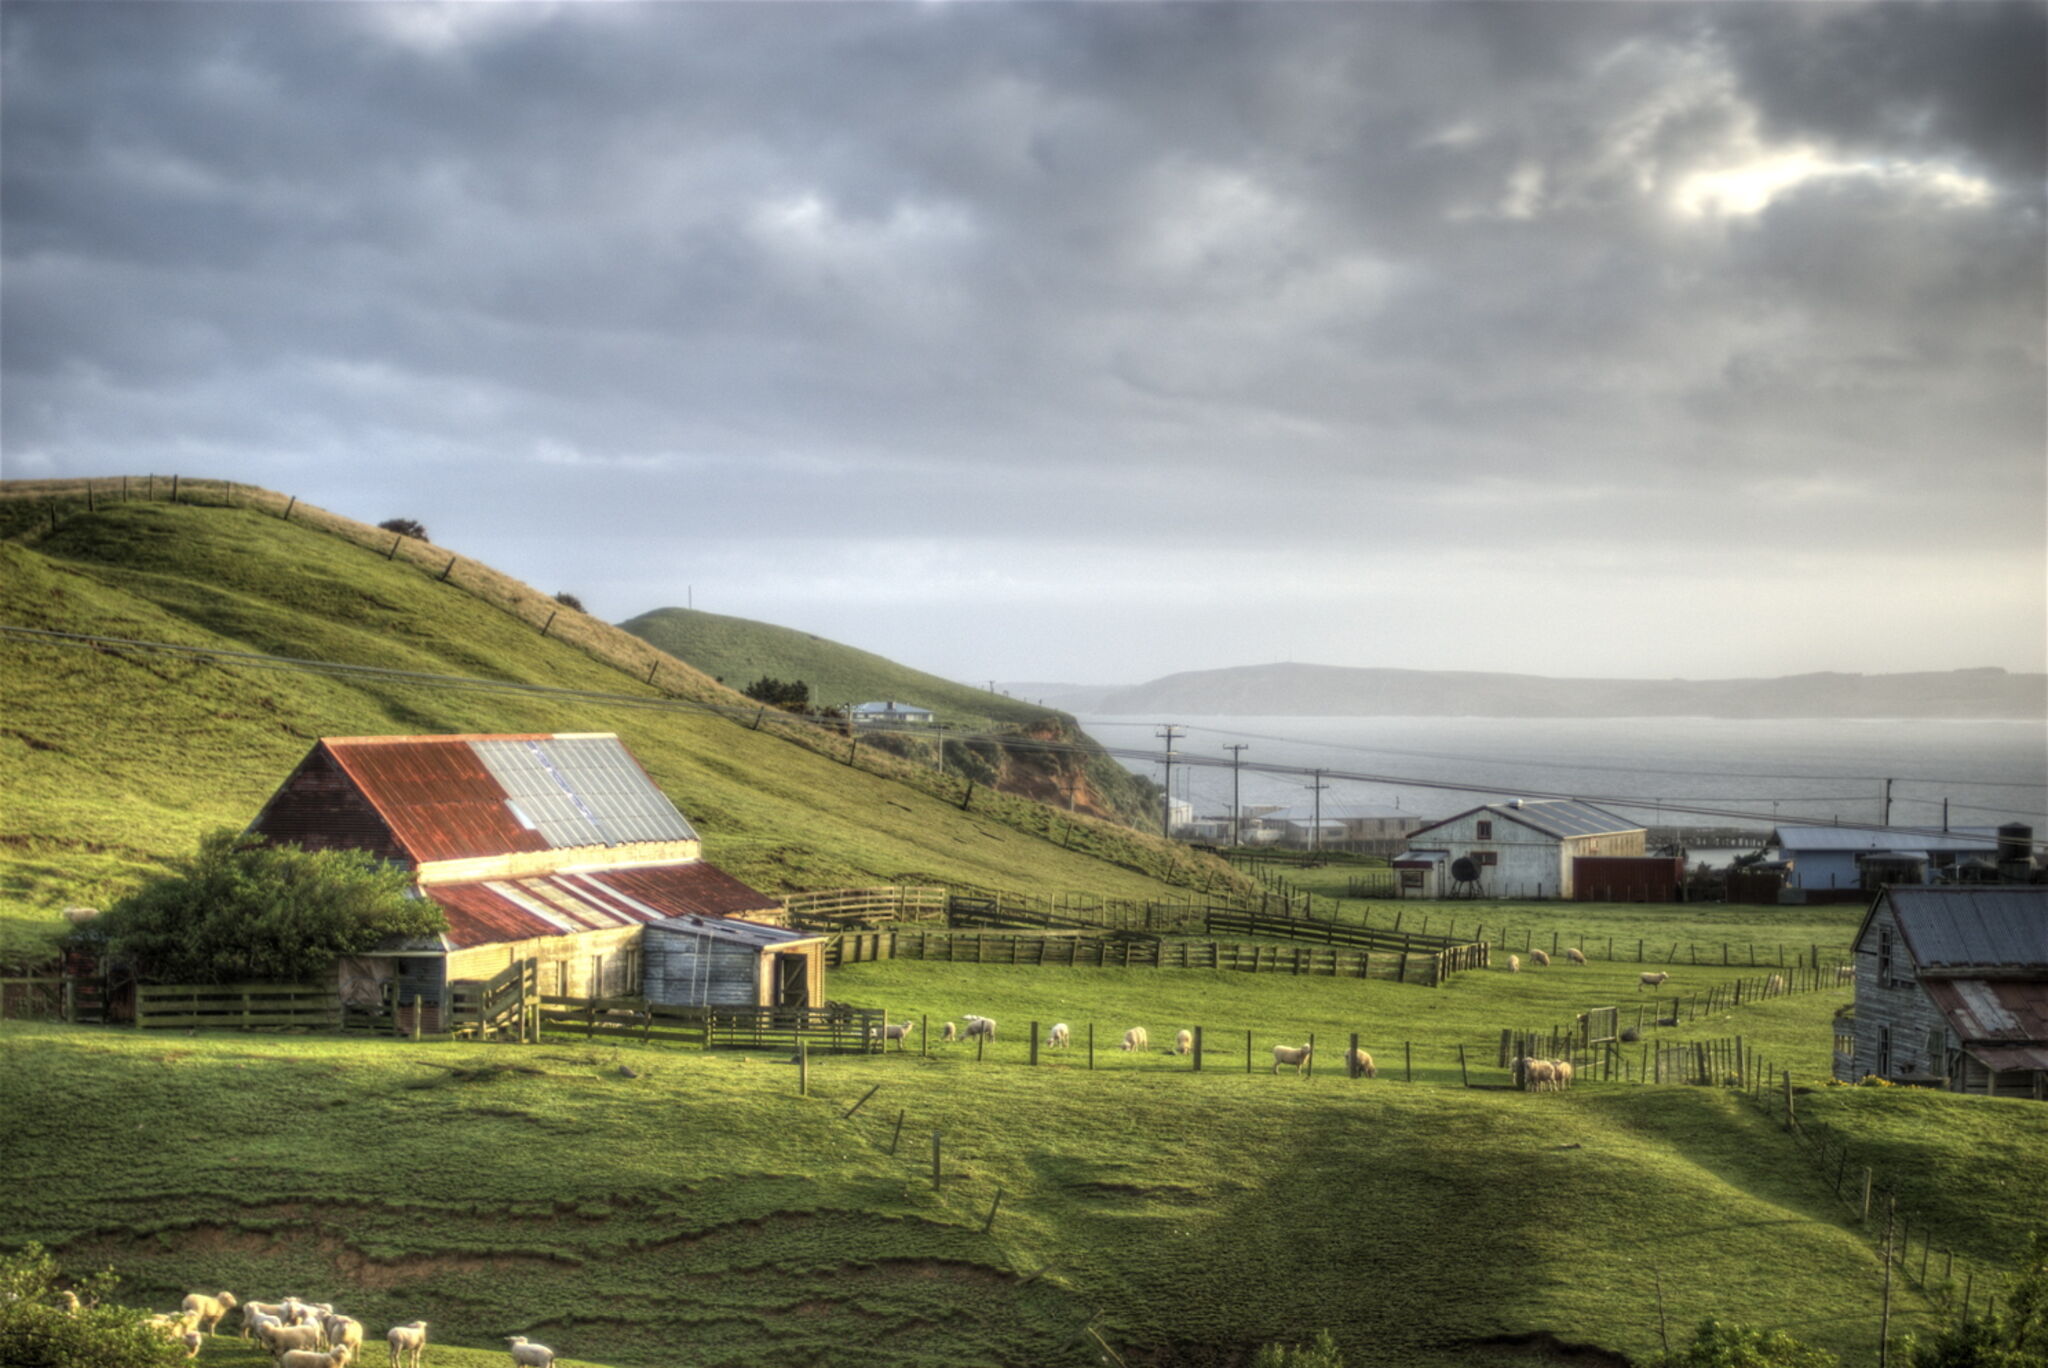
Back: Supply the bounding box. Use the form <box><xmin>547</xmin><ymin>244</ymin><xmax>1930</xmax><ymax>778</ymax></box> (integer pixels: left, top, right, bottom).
<box><xmin>1156</xmin><ymin>724</ymin><xmax>1184</xmax><ymax>839</ymax></box>
<box><xmin>1882</xmin><ymin>777</ymin><xmax>1893</xmax><ymax>827</ymax></box>
<box><xmin>1225</xmin><ymin>744</ymin><xmax>1249</xmax><ymax>849</ymax></box>
<box><xmin>1309</xmin><ymin>770</ymin><xmax>1329</xmax><ymax>853</ymax></box>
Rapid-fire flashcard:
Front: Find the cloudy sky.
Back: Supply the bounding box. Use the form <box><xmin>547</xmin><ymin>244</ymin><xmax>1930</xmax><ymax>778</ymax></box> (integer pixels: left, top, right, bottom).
<box><xmin>4</xmin><ymin>2</ymin><xmax>2043</xmax><ymax>686</ymax></box>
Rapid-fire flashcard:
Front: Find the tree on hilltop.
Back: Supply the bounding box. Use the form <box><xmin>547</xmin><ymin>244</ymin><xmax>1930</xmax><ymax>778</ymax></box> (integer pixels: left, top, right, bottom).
<box><xmin>378</xmin><ymin>517</ymin><xmax>429</xmax><ymax>540</ymax></box>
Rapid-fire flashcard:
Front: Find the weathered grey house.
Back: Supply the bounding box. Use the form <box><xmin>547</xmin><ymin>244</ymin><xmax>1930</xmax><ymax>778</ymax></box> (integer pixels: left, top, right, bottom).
<box><xmin>248</xmin><ymin>733</ymin><xmax>821</xmax><ymax>1029</ymax></box>
<box><xmin>1836</xmin><ymin>886</ymin><xmax>2048</xmax><ymax>1100</ymax></box>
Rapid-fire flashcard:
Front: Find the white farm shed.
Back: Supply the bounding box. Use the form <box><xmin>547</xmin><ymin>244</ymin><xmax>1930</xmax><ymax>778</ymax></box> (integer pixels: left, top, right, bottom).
<box><xmin>1399</xmin><ymin>800</ymin><xmax>1645</xmax><ymax>900</ymax></box>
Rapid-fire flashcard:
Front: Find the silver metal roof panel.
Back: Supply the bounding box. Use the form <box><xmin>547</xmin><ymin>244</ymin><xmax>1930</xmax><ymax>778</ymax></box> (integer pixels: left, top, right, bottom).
<box><xmin>471</xmin><ymin>736</ymin><xmax>697</xmax><ymax>850</ymax></box>
<box><xmin>1886</xmin><ymin>887</ymin><xmax>2048</xmax><ymax>970</ymax></box>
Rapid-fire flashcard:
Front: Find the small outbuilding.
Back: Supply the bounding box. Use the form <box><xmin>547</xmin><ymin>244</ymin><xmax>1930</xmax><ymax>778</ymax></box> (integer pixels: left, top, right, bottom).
<box><xmin>851</xmin><ymin>700</ymin><xmax>936</xmax><ymax>725</ymax></box>
<box><xmin>1771</xmin><ymin>825</ymin><xmax>2003</xmax><ymax>897</ymax></box>
<box><xmin>1837</xmin><ymin>886</ymin><xmax>2048</xmax><ymax>1099</ymax></box>
<box><xmin>247</xmin><ymin>732</ymin><xmax>803</xmax><ymax>1029</ymax></box>
<box><xmin>1399</xmin><ymin>800</ymin><xmax>1644</xmax><ymax>900</ymax></box>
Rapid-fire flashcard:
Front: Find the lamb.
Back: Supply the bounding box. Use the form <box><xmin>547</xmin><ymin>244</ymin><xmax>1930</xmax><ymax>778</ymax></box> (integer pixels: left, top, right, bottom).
<box><xmin>507</xmin><ymin>1333</ymin><xmax>558</xmax><ymax>1366</ymax></box>
<box><xmin>386</xmin><ymin>1321</ymin><xmax>429</xmax><ymax>1368</ymax></box>
<box><xmin>1046</xmin><ymin>1022</ymin><xmax>1070</xmax><ymax>1049</ymax></box>
<box><xmin>1565</xmin><ymin>947</ymin><xmax>1587</xmax><ymax>965</ymax></box>
<box><xmin>1174</xmin><ymin>1029</ymin><xmax>1193</xmax><ymax>1056</ymax></box>
<box><xmin>181</xmin><ymin>1291</ymin><xmax>237</xmax><ymax>1336</ymax></box>
<box><xmin>939</xmin><ymin>1021</ymin><xmax>958</xmax><ymax>1043</ymax></box>
<box><xmin>1120</xmin><ymin>1026</ymin><xmax>1148</xmax><ymax>1052</ymax></box>
<box><xmin>1639</xmin><ymin>971</ymin><xmax>1671</xmax><ymax>989</ymax></box>
<box><xmin>180</xmin><ymin>1330</ymin><xmax>203</xmax><ymax>1359</ymax></box>
<box><xmin>880</xmin><ymin>1020</ymin><xmax>917</xmax><ymax>1050</ymax></box>
<box><xmin>1347</xmin><ymin>1048</ymin><xmax>1376</xmax><ymax>1079</ymax></box>
<box><xmin>261</xmin><ymin>1322</ymin><xmax>324</xmax><ymax>1358</ymax></box>
<box><xmin>1528</xmin><ymin>948</ymin><xmax>1551</xmax><ymax>967</ymax></box>
<box><xmin>1271</xmin><ymin>1043</ymin><xmax>1312</xmax><ymax>1074</ymax></box>
<box><xmin>1508</xmin><ymin>954</ymin><xmax>1520</xmax><ymax>973</ymax></box>
<box><xmin>1550</xmin><ymin>1060</ymin><xmax>1574</xmax><ymax>1090</ymax></box>
<box><xmin>963</xmin><ymin>1014</ymin><xmax>996</xmax><ymax>1042</ymax></box>
<box><xmin>277</xmin><ymin>1350</ymin><xmax>352</xmax><ymax>1368</ymax></box>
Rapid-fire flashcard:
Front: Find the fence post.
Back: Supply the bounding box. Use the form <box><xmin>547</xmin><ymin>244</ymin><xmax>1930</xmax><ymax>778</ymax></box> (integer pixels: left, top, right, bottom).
<box><xmin>1351</xmin><ymin>1032</ymin><xmax>1361</xmax><ymax>1079</ymax></box>
<box><xmin>983</xmin><ymin>1187</ymin><xmax>1005</xmax><ymax>1235</ymax></box>
<box><xmin>1458</xmin><ymin>1043</ymin><xmax>1469</xmax><ymax>1088</ymax></box>
<box><xmin>1193</xmin><ymin>1026</ymin><xmax>1202</xmax><ymax>1072</ymax></box>
<box><xmin>889</xmin><ymin>1110</ymin><xmax>905</xmax><ymax>1156</ymax></box>
<box><xmin>1030</xmin><ymin>1021</ymin><xmax>1039</xmax><ymax>1067</ymax></box>
<box><xmin>1306</xmin><ymin>1032</ymin><xmax>1314</xmax><ymax>1078</ymax></box>
<box><xmin>1405</xmin><ymin>1041</ymin><xmax>1412</xmax><ymax>1083</ymax></box>
<box><xmin>1861</xmin><ymin>1168</ymin><xmax>1874</xmax><ymax>1223</ymax></box>
<box><xmin>921</xmin><ymin>1013</ymin><xmax>928</xmax><ymax>1058</ymax></box>
<box><xmin>799</xmin><ymin>1040</ymin><xmax>809</xmax><ymax>1096</ymax></box>
<box><xmin>1089</xmin><ymin>1023</ymin><xmax>1095</xmax><ymax>1070</ymax></box>
<box><xmin>932</xmin><ymin>1134</ymin><xmax>943</xmax><ymax>1189</ymax></box>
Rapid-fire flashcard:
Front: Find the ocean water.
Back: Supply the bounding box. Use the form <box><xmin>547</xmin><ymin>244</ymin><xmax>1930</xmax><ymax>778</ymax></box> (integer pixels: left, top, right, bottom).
<box><xmin>1077</xmin><ymin>714</ymin><xmax>2048</xmax><ymax>834</ymax></box>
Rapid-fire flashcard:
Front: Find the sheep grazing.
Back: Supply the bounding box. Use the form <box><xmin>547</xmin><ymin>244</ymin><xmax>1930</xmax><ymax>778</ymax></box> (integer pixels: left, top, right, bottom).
<box><xmin>939</xmin><ymin>1021</ymin><xmax>958</xmax><ymax>1043</ymax></box>
<box><xmin>1507</xmin><ymin>954</ymin><xmax>1520</xmax><ymax>973</ymax></box>
<box><xmin>278</xmin><ymin>1351</ymin><xmax>351</xmax><ymax>1368</ymax></box>
<box><xmin>963</xmin><ymin>1014</ymin><xmax>996</xmax><ymax>1042</ymax></box>
<box><xmin>1120</xmin><ymin>1026</ymin><xmax>1149</xmax><ymax>1052</ymax></box>
<box><xmin>261</xmin><ymin>1322</ymin><xmax>324</xmax><ymax>1359</ymax></box>
<box><xmin>1767</xmin><ymin>974</ymin><xmax>1785</xmax><ymax>995</ymax></box>
<box><xmin>1639</xmin><ymin>971</ymin><xmax>1671</xmax><ymax>990</ymax></box>
<box><xmin>1565</xmin><ymin>947</ymin><xmax>1587</xmax><ymax>965</ymax></box>
<box><xmin>386</xmin><ymin>1321</ymin><xmax>429</xmax><ymax>1368</ymax></box>
<box><xmin>1174</xmin><ymin>1029</ymin><xmax>1193</xmax><ymax>1056</ymax></box>
<box><xmin>1347</xmin><ymin>1048</ymin><xmax>1376</xmax><ymax>1079</ymax></box>
<box><xmin>1046</xmin><ymin>1022</ymin><xmax>1071</xmax><ymax>1048</ymax></box>
<box><xmin>181</xmin><ymin>1291</ymin><xmax>236</xmax><ymax>1336</ymax></box>
<box><xmin>1528</xmin><ymin>948</ymin><xmax>1551</xmax><ymax>968</ymax></box>
<box><xmin>1271</xmin><ymin>1043</ymin><xmax>1312</xmax><ymax>1074</ymax></box>
<box><xmin>180</xmin><ymin>1330</ymin><xmax>202</xmax><ymax>1360</ymax></box>
<box><xmin>1550</xmin><ymin>1060</ymin><xmax>1574</xmax><ymax>1090</ymax></box>
<box><xmin>507</xmin><ymin>1333</ymin><xmax>558</xmax><ymax>1367</ymax></box>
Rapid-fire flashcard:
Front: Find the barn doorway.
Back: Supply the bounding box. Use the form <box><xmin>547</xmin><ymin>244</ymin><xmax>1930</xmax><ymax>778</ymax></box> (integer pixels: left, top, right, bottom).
<box><xmin>773</xmin><ymin>953</ymin><xmax>809</xmax><ymax>1009</ymax></box>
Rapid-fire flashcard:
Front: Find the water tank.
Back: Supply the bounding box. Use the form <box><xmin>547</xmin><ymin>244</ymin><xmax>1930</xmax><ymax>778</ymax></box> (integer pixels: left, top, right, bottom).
<box><xmin>1997</xmin><ymin>823</ymin><xmax>2035</xmax><ymax>881</ymax></box>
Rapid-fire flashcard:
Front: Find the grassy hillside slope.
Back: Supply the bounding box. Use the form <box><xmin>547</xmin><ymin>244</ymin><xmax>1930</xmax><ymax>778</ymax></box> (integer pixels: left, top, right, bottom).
<box><xmin>0</xmin><ymin>485</ymin><xmax>1241</xmax><ymax>960</ymax></box>
<box><xmin>618</xmin><ymin>605</ymin><xmax>1160</xmax><ymax>825</ymax></box>
<box><xmin>6</xmin><ymin>1003</ymin><xmax>2038</xmax><ymax>1368</ymax></box>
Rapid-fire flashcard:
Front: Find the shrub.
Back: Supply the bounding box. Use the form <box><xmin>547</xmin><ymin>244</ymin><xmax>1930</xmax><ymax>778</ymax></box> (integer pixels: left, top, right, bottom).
<box><xmin>93</xmin><ymin>829</ymin><xmax>446</xmax><ymax>984</ymax></box>
<box><xmin>743</xmin><ymin>676</ymin><xmax>812</xmax><ymax>711</ymax></box>
<box><xmin>1905</xmin><ymin>1231</ymin><xmax>2047</xmax><ymax>1368</ymax></box>
<box><xmin>0</xmin><ymin>1244</ymin><xmax>188</xmax><ymax>1368</ymax></box>
<box><xmin>378</xmin><ymin>517</ymin><xmax>429</xmax><ymax>540</ymax></box>
<box><xmin>553</xmin><ymin>591</ymin><xmax>586</xmax><ymax>612</ymax></box>
<box><xmin>1252</xmin><ymin>1330</ymin><xmax>1346</xmax><ymax>1368</ymax></box>
<box><xmin>1659</xmin><ymin>1318</ymin><xmax>1839</xmax><ymax>1368</ymax></box>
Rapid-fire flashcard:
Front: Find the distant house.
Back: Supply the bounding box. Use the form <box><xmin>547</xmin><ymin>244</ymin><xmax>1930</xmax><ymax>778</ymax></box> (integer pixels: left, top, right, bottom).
<box><xmin>1772</xmin><ymin>825</ymin><xmax>2003</xmax><ymax>896</ymax></box>
<box><xmin>850</xmin><ymin>700</ymin><xmax>935</xmax><ymax>725</ymax></box>
<box><xmin>1837</xmin><ymin>886</ymin><xmax>2048</xmax><ymax>1100</ymax></box>
<box><xmin>1251</xmin><ymin>803</ymin><xmax>1422</xmax><ymax>850</ymax></box>
<box><xmin>247</xmin><ymin>733</ymin><xmax>821</xmax><ymax>1030</ymax></box>
<box><xmin>1398</xmin><ymin>800</ymin><xmax>1645</xmax><ymax>899</ymax></box>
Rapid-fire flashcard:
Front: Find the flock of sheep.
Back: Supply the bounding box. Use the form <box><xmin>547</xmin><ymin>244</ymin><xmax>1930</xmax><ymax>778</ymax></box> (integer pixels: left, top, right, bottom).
<box><xmin>872</xmin><ymin>1014</ymin><xmax>1386</xmax><ymax>1078</ymax></box>
<box><xmin>1511</xmin><ymin>1056</ymin><xmax>1577</xmax><ymax>1092</ymax></box>
<box><xmin>142</xmin><ymin>1288</ymin><xmax>554</xmax><ymax>1366</ymax></box>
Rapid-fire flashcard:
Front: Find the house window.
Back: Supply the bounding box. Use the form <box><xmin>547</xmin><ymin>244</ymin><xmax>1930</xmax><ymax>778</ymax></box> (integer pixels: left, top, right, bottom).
<box><xmin>1877</xmin><ymin>929</ymin><xmax>1895</xmax><ymax>987</ymax></box>
<box><xmin>1476</xmin><ymin>821</ymin><xmax>1493</xmax><ymax>839</ymax></box>
<box><xmin>1399</xmin><ymin>869</ymin><xmax>1424</xmax><ymax>889</ymax></box>
<box><xmin>1877</xmin><ymin>1025</ymin><xmax>1892</xmax><ymax>1077</ymax></box>
<box><xmin>1472</xmin><ymin>851</ymin><xmax>1498</xmax><ymax>867</ymax></box>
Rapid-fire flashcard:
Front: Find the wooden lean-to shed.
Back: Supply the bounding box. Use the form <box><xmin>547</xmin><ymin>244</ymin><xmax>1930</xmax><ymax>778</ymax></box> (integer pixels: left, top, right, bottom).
<box><xmin>246</xmin><ymin>733</ymin><xmax>800</xmax><ymax>1030</ymax></box>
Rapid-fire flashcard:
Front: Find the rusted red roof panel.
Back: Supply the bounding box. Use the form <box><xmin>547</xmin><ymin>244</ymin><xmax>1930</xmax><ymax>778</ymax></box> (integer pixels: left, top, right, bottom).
<box><xmin>423</xmin><ymin>862</ymin><xmax>779</xmax><ymax>949</ymax></box>
<box><xmin>1923</xmin><ymin>977</ymin><xmax>2048</xmax><ymax>1045</ymax></box>
<box><xmin>323</xmin><ymin>737</ymin><xmax>548</xmax><ymax>864</ymax></box>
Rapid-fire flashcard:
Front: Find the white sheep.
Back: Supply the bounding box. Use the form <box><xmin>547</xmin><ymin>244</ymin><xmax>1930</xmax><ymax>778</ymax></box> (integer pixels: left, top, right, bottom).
<box><xmin>1271</xmin><ymin>1043</ymin><xmax>1312</xmax><ymax>1074</ymax></box>
<box><xmin>1046</xmin><ymin>1022</ymin><xmax>1070</xmax><ymax>1048</ymax></box>
<box><xmin>939</xmin><ymin>1021</ymin><xmax>958</xmax><ymax>1043</ymax></box>
<box><xmin>1347</xmin><ymin>1048</ymin><xmax>1376</xmax><ymax>1079</ymax></box>
<box><xmin>1639</xmin><ymin>971</ymin><xmax>1670</xmax><ymax>990</ymax></box>
<box><xmin>1565</xmin><ymin>947</ymin><xmax>1587</xmax><ymax>965</ymax></box>
<box><xmin>324</xmin><ymin>1314</ymin><xmax>364</xmax><ymax>1359</ymax></box>
<box><xmin>1174</xmin><ymin>1029</ymin><xmax>1193</xmax><ymax>1056</ymax></box>
<box><xmin>1521</xmin><ymin>1058</ymin><xmax>1557</xmax><ymax>1092</ymax></box>
<box><xmin>56</xmin><ymin>1291</ymin><xmax>79</xmax><ymax>1315</ymax></box>
<box><xmin>277</xmin><ymin>1350</ymin><xmax>351</xmax><ymax>1368</ymax></box>
<box><xmin>1835</xmin><ymin>965</ymin><xmax>1855</xmax><ymax>983</ymax></box>
<box><xmin>261</xmin><ymin>1322</ymin><xmax>324</xmax><ymax>1358</ymax></box>
<box><xmin>1767</xmin><ymin>974</ymin><xmax>1785</xmax><ymax>995</ymax></box>
<box><xmin>507</xmin><ymin>1333</ymin><xmax>558</xmax><ymax>1367</ymax></box>
<box><xmin>1120</xmin><ymin>1026</ymin><xmax>1148</xmax><ymax>1052</ymax></box>
<box><xmin>181</xmin><ymin>1291</ymin><xmax>236</xmax><ymax>1336</ymax></box>
<box><xmin>964</xmin><ymin>1014</ymin><xmax>996</xmax><ymax>1042</ymax></box>
<box><xmin>874</xmin><ymin>1020</ymin><xmax>916</xmax><ymax>1050</ymax></box>
<box><xmin>1550</xmin><ymin>1059</ymin><xmax>1574</xmax><ymax>1090</ymax></box>
<box><xmin>180</xmin><ymin>1330</ymin><xmax>203</xmax><ymax>1360</ymax></box>
<box><xmin>245</xmin><ymin>1310</ymin><xmax>285</xmax><ymax>1343</ymax></box>
<box><xmin>1507</xmin><ymin>954</ymin><xmax>1520</xmax><ymax>973</ymax></box>
<box><xmin>146</xmin><ymin>1310</ymin><xmax>200</xmax><ymax>1342</ymax></box>
<box><xmin>242</xmin><ymin>1301</ymin><xmax>291</xmax><ymax>1337</ymax></box>
<box><xmin>1528</xmin><ymin>948</ymin><xmax>1551</xmax><ymax>967</ymax></box>
<box><xmin>386</xmin><ymin>1321</ymin><xmax>428</xmax><ymax>1368</ymax></box>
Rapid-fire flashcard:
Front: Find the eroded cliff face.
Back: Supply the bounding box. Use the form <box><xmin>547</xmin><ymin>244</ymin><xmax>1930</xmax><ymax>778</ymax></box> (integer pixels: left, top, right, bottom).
<box><xmin>862</xmin><ymin>717</ymin><xmax>1154</xmax><ymax>828</ymax></box>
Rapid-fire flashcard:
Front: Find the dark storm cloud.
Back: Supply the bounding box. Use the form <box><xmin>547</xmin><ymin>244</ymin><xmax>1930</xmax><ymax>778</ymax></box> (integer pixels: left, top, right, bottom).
<box><xmin>1</xmin><ymin>1</ymin><xmax>2040</xmax><ymax>679</ymax></box>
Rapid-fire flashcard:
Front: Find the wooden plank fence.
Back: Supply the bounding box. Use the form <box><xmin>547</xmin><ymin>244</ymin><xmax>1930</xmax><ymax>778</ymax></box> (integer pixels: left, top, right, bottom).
<box><xmin>825</xmin><ymin>928</ymin><xmax>1473</xmax><ymax>986</ymax></box>
<box><xmin>781</xmin><ymin>886</ymin><xmax>948</xmax><ymax>927</ymax></box>
<box><xmin>534</xmin><ymin>998</ymin><xmax>886</xmax><ymax>1053</ymax></box>
<box><xmin>134</xmin><ymin>983</ymin><xmax>339</xmax><ymax>1031</ymax></box>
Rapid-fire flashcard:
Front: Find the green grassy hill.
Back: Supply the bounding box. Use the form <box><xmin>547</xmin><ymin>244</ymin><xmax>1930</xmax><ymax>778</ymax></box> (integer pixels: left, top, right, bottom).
<box><xmin>0</xmin><ymin>481</ymin><xmax>1240</xmax><ymax>962</ymax></box>
<box><xmin>617</xmin><ymin>605</ymin><xmax>1160</xmax><ymax>826</ymax></box>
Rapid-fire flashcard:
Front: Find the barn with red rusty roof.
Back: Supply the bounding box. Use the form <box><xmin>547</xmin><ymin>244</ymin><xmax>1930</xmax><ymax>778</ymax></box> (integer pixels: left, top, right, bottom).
<box><xmin>249</xmin><ymin>733</ymin><xmax>824</xmax><ymax>1028</ymax></box>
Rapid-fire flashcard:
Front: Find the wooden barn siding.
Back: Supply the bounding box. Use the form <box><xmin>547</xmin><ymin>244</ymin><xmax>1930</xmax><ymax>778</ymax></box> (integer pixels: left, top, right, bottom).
<box><xmin>1847</xmin><ymin>904</ymin><xmax>1954</xmax><ymax>1084</ymax></box>
<box><xmin>643</xmin><ymin>928</ymin><xmax>762</xmax><ymax>1008</ymax></box>
<box><xmin>248</xmin><ymin>749</ymin><xmax>408</xmax><ymax>864</ymax></box>
<box><xmin>445</xmin><ymin>925</ymin><xmax>644</xmax><ymax>1001</ymax></box>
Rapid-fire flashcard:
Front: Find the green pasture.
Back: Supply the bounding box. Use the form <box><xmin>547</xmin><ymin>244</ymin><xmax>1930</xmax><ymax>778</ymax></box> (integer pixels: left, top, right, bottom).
<box><xmin>0</xmin><ymin>499</ymin><xmax>1239</xmax><ymax>963</ymax></box>
<box><xmin>10</xmin><ymin>1011</ymin><xmax>2043</xmax><ymax>1368</ymax></box>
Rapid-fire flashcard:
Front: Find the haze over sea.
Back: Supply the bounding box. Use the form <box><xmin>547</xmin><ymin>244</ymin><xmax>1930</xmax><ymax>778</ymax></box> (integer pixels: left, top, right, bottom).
<box><xmin>1078</xmin><ymin>715</ymin><xmax>2048</xmax><ymax>836</ymax></box>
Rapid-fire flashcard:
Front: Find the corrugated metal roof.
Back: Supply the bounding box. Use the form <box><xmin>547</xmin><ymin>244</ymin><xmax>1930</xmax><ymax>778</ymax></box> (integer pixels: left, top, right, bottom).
<box><xmin>1773</xmin><ymin>826</ymin><xmax>2000</xmax><ymax>854</ymax></box>
<box><xmin>1887</xmin><ymin>887</ymin><xmax>2048</xmax><ymax>970</ymax></box>
<box><xmin>1922</xmin><ymin>978</ymin><xmax>2048</xmax><ymax>1044</ymax></box>
<box><xmin>320</xmin><ymin>733</ymin><xmax>696</xmax><ymax>863</ymax></box>
<box><xmin>646</xmin><ymin>914</ymin><xmax>810</xmax><ymax>949</ymax></box>
<box><xmin>852</xmin><ymin>700</ymin><xmax>933</xmax><ymax>716</ymax></box>
<box><xmin>1961</xmin><ymin>1043</ymin><xmax>2048</xmax><ymax>1072</ymax></box>
<box><xmin>422</xmin><ymin>862</ymin><xmax>779</xmax><ymax>950</ymax></box>
<box><xmin>1408</xmin><ymin>800</ymin><xmax>1640</xmax><ymax>842</ymax></box>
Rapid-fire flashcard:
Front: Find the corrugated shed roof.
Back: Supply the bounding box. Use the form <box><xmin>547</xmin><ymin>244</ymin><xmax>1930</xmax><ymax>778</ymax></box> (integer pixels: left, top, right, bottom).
<box><xmin>422</xmin><ymin>862</ymin><xmax>780</xmax><ymax>950</ymax></box>
<box><xmin>852</xmin><ymin>700</ymin><xmax>933</xmax><ymax>716</ymax></box>
<box><xmin>320</xmin><ymin>733</ymin><xmax>696</xmax><ymax>864</ymax></box>
<box><xmin>1406</xmin><ymin>800</ymin><xmax>1640</xmax><ymax>842</ymax></box>
<box><xmin>646</xmin><ymin>914</ymin><xmax>811</xmax><ymax>949</ymax></box>
<box><xmin>1773</xmin><ymin>825</ymin><xmax>2000</xmax><ymax>854</ymax></box>
<box><xmin>1922</xmin><ymin>978</ymin><xmax>2048</xmax><ymax>1045</ymax></box>
<box><xmin>1961</xmin><ymin>1043</ymin><xmax>2048</xmax><ymax>1072</ymax></box>
<box><xmin>1887</xmin><ymin>887</ymin><xmax>2048</xmax><ymax>970</ymax></box>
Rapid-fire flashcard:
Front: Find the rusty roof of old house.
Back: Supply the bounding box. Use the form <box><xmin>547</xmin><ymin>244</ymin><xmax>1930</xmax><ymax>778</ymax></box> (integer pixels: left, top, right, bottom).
<box><xmin>1922</xmin><ymin>978</ymin><xmax>2048</xmax><ymax>1047</ymax></box>
<box><xmin>313</xmin><ymin>733</ymin><xmax>697</xmax><ymax>864</ymax></box>
<box><xmin>417</xmin><ymin>862</ymin><xmax>781</xmax><ymax>950</ymax></box>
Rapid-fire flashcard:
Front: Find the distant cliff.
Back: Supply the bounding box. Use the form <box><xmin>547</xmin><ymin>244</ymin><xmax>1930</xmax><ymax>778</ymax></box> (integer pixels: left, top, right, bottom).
<box><xmin>1081</xmin><ymin>664</ymin><xmax>2047</xmax><ymax>719</ymax></box>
